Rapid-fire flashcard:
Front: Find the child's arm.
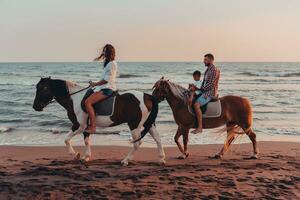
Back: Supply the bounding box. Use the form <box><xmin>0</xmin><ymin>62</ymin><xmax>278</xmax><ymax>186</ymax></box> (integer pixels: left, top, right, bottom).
<box><xmin>193</xmin><ymin>84</ymin><xmax>201</xmax><ymax>91</ymax></box>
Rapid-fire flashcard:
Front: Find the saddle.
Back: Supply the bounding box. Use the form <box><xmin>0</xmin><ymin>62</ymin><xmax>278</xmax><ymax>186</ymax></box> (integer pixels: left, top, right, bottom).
<box><xmin>81</xmin><ymin>89</ymin><xmax>118</xmax><ymax>116</ymax></box>
<box><xmin>189</xmin><ymin>95</ymin><xmax>221</xmax><ymax>118</ymax></box>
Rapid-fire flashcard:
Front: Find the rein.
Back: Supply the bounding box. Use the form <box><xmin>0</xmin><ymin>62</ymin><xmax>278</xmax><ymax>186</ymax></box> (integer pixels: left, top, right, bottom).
<box><xmin>49</xmin><ymin>85</ymin><xmax>90</xmax><ymax>104</ymax></box>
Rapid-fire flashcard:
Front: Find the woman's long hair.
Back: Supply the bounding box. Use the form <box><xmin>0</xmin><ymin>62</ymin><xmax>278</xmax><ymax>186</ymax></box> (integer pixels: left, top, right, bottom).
<box><xmin>94</xmin><ymin>44</ymin><xmax>116</xmax><ymax>67</ymax></box>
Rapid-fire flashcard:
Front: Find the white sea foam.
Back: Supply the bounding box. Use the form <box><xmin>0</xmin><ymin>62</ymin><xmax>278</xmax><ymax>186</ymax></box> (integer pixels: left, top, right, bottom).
<box><xmin>0</xmin><ymin>126</ymin><xmax>13</xmax><ymax>133</ymax></box>
<box><xmin>51</xmin><ymin>128</ymin><xmax>61</xmax><ymax>134</ymax></box>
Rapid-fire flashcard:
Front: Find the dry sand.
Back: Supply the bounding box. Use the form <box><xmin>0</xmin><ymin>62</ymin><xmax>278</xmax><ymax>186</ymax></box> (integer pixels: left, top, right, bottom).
<box><xmin>0</xmin><ymin>142</ymin><xmax>299</xmax><ymax>199</ymax></box>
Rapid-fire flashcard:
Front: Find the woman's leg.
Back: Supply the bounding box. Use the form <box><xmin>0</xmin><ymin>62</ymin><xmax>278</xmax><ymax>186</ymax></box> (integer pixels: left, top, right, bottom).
<box><xmin>84</xmin><ymin>91</ymin><xmax>107</xmax><ymax>133</ymax></box>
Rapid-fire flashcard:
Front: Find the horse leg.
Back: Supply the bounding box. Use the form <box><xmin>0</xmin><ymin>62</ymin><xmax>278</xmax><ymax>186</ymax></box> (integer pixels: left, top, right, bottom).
<box><xmin>175</xmin><ymin>127</ymin><xmax>189</xmax><ymax>159</ymax></box>
<box><xmin>214</xmin><ymin>124</ymin><xmax>236</xmax><ymax>159</ymax></box>
<box><xmin>174</xmin><ymin>127</ymin><xmax>184</xmax><ymax>156</ymax></box>
<box><xmin>215</xmin><ymin>134</ymin><xmax>235</xmax><ymax>159</ymax></box>
<box><xmin>81</xmin><ymin>132</ymin><xmax>92</xmax><ymax>162</ymax></box>
<box><xmin>246</xmin><ymin>128</ymin><xmax>259</xmax><ymax>159</ymax></box>
<box><xmin>149</xmin><ymin>125</ymin><xmax>166</xmax><ymax>165</ymax></box>
<box><xmin>64</xmin><ymin>127</ymin><xmax>83</xmax><ymax>160</ymax></box>
<box><xmin>121</xmin><ymin>127</ymin><xmax>142</xmax><ymax>166</ymax></box>
<box><xmin>180</xmin><ymin>128</ymin><xmax>190</xmax><ymax>159</ymax></box>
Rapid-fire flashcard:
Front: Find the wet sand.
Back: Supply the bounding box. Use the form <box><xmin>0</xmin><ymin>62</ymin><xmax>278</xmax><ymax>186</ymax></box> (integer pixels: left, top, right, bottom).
<box><xmin>0</xmin><ymin>142</ymin><xmax>299</xmax><ymax>199</ymax></box>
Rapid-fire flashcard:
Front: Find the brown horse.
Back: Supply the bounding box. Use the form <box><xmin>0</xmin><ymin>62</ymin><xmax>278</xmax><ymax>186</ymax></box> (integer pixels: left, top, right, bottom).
<box><xmin>152</xmin><ymin>78</ymin><xmax>259</xmax><ymax>159</ymax></box>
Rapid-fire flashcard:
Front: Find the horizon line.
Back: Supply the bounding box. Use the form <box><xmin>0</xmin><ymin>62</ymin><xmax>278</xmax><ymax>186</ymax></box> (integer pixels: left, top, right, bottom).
<box><xmin>1</xmin><ymin>60</ymin><xmax>300</xmax><ymax>63</ymax></box>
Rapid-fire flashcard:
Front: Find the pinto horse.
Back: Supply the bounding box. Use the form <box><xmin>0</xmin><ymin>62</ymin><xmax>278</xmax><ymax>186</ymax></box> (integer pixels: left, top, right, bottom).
<box><xmin>32</xmin><ymin>77</ymin><xmax>165</xmax><ymax>166</ymax></box>
<box><xmin>152</xmin><ymin>78</ymin><xmax>259</xmax><ymax>159</ymax></box>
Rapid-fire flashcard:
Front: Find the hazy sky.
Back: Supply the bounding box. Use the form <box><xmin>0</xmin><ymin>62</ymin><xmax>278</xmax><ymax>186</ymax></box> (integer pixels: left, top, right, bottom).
<box><xmin>1</xmin><ymin>0</ymin><xmax>300</xmax><ymax>62</ymax></box>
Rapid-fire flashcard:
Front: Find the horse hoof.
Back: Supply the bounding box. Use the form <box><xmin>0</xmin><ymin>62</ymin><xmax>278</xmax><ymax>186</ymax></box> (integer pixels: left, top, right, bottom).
<box><xmin>82</xmin><ymin>156</ymin><xmax>91</xmax><ymax>162</ymax></box>
<box><xmin>79</xmin><ymin>159</ymin><xmax>89</xmax><ymax>168</ymax></box>
<box><xmin>159</xmin><ymin>160</ymin><xmax>166</xmax><ymax>166</ymax></box>
<box><xmin>74</xmin><ymin>152</ymin><xmax>80</xmax><ymax>160</ymax></box>
<box><xmin>177</xmin><ymin>155</ymin><xmax>185</xmax><ymax>159</ymax></box>
<box><xmin>213</xmin><ymin>154</ymin><xmax>222</xmax><ymax>159</ymax></box>
<box><xmin>177</xmin><ymin>153</ymin><xmax>189</xmax><ymax>160</ymax></box>
<box><xmin>250</xmin><ymin>155</ymin><xmax>258</xmax><ymax>159</ymax></box>
<box><xmin>185</xmin><ymin>152</ymin><xmax>190</xmax><ymax>159</ymax></box>
<box><xmin>121</xmin><ymin>160</ymin><xmax>129</xmax><ymax>166</ymax></box>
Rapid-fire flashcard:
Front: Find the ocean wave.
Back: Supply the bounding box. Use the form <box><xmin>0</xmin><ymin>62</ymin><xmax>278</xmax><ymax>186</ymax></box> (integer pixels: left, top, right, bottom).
<box><xmin>237</xmin><ymin>72</ymin><xmax>300</xmax><ymax>77</ymax></box>
<box><xmin>0</xmin><ymin>118</ymin><xmax>28</xmax><ymax>123</ymax></box>
<box><xmin>94</xmin><ymin>130</ymin><xmax>120</xmax><ymax>135</ymax></box>
<box><xmin>254</xmin><ymin>111</ymin><xmax>297</xmax><ymax>114</ymax></box>
<box><xmin>253</xmin><ymin>103</ymin><xmax>274</xmax><ymax>107</ymax></box>
<box><xmin>37</xmin><ymin>120</ymin><xmax>70</xmax><ymax>127</ymax></box>
<box><xmin>119</xmin><ymin>74</ymin><xmax>147</xmax><ymax>78</ymax></box>
<box><xmin>0</xmin><ymin>126</ymin><xmax>13</xmax><ymax>133</ymax></box>
<box><xmin>253</xmin><ymin>79</ymin><xmax>271</xmax><ymax>82</ymax></box>
<box><xmin>0</xmin><ymin>83</ymin><xmax>36</xmax><ymax>87</ymax></box>
<box><xmin>265</xmin><ymin>128</ymin><xmax>300</xmax><ymax>136</ymax></box>
<box><xmin>156</xmin><ymin>120</ymin><xmax>175</xmax><ymax>124</ymax></box>
<box><xmin>0</xmin><ymin>99</ymin><xmax>31</xmax><ymax>107</ymax></box>
<box><xmin>46</xmin><ymin>128</ymin><xmax>120</xmax><ymax>135</ymax></box>
<box><xmin>279</xmin><ymin>72</ymin><xmax>300</xmax><ymax>77</ymax></box>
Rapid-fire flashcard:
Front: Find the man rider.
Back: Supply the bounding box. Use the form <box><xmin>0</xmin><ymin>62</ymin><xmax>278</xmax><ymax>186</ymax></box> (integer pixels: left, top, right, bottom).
<box><xmin>191</xmin><ymin>53</ymin><xmax>220</xmax><ymax>134</ymax></box>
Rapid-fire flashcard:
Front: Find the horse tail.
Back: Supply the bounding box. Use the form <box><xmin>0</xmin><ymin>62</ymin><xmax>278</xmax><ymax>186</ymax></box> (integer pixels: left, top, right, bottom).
<box><xmin>132</xmin><ymin>95</ymin><xmax>159</xmax><ymax>143</ymax></box>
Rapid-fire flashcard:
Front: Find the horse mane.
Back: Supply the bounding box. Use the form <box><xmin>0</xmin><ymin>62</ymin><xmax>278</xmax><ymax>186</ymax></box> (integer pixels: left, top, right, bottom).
<box><xmin>64</xmin><ymin>80</ymin><xmax>85</xmax><ymax>94</ymax></box>
<box><xmin>66</xmin><ymin>80</ymin><xmax>83</xmax><ymax>88</ymax></box>
<box><xmin>166</xmin><ymin>81</ymin><xmax>190</xmax><ymax>104</ymax></box>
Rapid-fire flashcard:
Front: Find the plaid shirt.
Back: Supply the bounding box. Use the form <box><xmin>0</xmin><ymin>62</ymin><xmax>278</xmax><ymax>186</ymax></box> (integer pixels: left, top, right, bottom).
<box><xmin>200</xmin><ymin>64</ymin><xmax>220</xmax><ymax>98</ymax></box>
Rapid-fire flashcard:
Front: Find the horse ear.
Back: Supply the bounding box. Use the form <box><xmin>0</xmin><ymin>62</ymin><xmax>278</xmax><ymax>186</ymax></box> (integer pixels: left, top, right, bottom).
<box><xmin>161</xmin><ymin>76</ymin><xmax>164</xmax><ymax>80</ymax></box>
<box><xmin>41</xmin><ymin>76</ymin><xmax>50</xmax><ymax>79</ymax></box>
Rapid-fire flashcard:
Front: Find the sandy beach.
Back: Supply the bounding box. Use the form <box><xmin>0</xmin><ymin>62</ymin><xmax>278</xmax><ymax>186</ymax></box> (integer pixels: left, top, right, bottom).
<box><xmin>0</xmin><ymin>141</ymin><xmax>299</xmax><ymax>199</ymax></box>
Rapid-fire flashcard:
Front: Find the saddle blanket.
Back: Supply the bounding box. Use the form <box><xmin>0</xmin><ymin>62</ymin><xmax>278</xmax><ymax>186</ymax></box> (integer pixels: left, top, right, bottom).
<box><xmin>81</xmin><ymin>89</ymin><xmax>116</xmax><ymax>116</ymax></box>
<box><xmin>188</xmin><ymin>100</ymin><xmax>222</xmax><ymax>118</ymax></box>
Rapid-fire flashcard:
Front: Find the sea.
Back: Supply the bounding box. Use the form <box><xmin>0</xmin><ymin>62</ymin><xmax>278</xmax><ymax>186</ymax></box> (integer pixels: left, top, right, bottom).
<box><xmin>0</xmin><ymin>62</ymin><xmax>299</xmax><ymax>146</ymax></box>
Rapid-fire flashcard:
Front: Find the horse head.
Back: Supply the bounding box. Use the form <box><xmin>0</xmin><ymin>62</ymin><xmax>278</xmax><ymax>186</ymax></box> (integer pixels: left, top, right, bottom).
<box><xmin>152</xmin><ymin>77</ymin><xmax>189</xmax><ymax>103</ymax></box>
<box><xmin>152</xmin><ymin>77</ymin><xmax>172</xmax><ymax>102</ymax></box>
<box><xmin>33</xmin><ymin>77</ymin><xmax>55</xmax><ymax>111</ymax></box>
<box><xmin>33</xmin><ymin>77</ymin><xmax>69</xmax><ymax>111</ymax></box>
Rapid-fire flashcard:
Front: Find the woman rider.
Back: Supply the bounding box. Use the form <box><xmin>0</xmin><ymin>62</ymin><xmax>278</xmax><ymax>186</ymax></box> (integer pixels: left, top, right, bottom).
<box><xmin>84</xmin><ymin>44</ymin><xmax>118</xmax><ymax>133</ymax></box>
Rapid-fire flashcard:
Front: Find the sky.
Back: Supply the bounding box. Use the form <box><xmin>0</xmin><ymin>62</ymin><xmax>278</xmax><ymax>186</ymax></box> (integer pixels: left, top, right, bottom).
<box><xmin>0</xmin><ymin>0</ymin><xmax>300</xmax><ymax>62</ymax></box>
